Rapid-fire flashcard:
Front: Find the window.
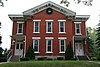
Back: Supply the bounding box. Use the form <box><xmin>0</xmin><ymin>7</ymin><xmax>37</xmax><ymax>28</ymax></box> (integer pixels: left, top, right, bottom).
<box><xmin>58</xmin><ymin>20</ymin><xmax>66</xmax><ymax>33</ymax></box>
<box><xmin>46</xmin><ymin>21</ymin><xmax>52</xmax><ymax>33</ymax></box>
<box><xmin>34</xmin><ymin>21</ymin><xmax>40</xmax><ymax>33</ymax></box>
<box><xmin>17</xmin><ymin>23</ymin><xmax>23</xmax><ymax>34</ymax></box>
<box><xmin>75</xmin><ymin>23</ymin><xmax>81</xmax><ymax>35</ymax></box>
<box><xmin>46</xmin><ymin>39</ymin><xmax>53</xmax><ymax>53</ymax></box>
<box><xmin>59</xmin><ymin>39</ymin><xmax>66</xmax><ymax>53</ymax></box>
<box><xmin>33</xmin><ymin>39</ymin><xmax>39</xmax><ymax>53</ymax></box>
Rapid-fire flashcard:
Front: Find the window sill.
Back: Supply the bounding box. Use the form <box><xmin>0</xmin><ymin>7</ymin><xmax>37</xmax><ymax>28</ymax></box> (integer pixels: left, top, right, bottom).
<box><xmin>34</xmin><ymin>52</ymin><xmax>40</xmax><ymax>53</ymax></box>
<box><xmin>59</xmin><ymin>52</ymin><xmax>65</xmax><ymax>53</ymax></box>
<box><xmin>46</xmin><ymin>32</ymin><xmax>53</xmax><ymax>34</ymax></box>
<box><xmin>33</xmin><ymin>32</ymin><xmax>40</xmax><ymax>34</ymax></box>
<box><xmin>46</xmin><ymin>52</ymin><xmax>53</xmax><ymax>53</ymax></box>
<box><xmin>16</xmin><ymin>33</ymin><xmax>23</xmax><ymax>35</ymax></box>
<box><xmin>75</xmin><ymin>33</ymin><xmax>82</xmax><ymax>35</ymax></box>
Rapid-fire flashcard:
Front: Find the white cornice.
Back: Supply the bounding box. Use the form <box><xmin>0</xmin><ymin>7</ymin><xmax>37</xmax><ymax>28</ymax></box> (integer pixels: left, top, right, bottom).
<box><xmin>23</xmin><ymin>1</ymin><xmax>76</xmax><ymax>16</ymax></box>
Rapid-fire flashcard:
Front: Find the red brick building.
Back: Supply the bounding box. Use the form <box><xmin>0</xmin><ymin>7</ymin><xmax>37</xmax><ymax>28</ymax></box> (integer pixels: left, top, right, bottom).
<box><xmin>8</xmin><ymin>1</ymin><xmax>89</xmax><ymax>59</ymax></box>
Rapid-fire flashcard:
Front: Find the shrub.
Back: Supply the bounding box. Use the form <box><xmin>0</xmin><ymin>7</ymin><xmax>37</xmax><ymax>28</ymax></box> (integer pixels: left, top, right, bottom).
<box><xmin>91</xmin><ymin>57</ymin><xmax>97</xmax><ymax>61</ymax></box>
<box><xmin>20</xmin><ymin>57</ymin><xmax>30</xmax><ymax>61</ymax></box>
<box><xmin>57</xmin><ymin>57</ymin><xmax>64</xmax><ymax>60</ymax></box>
<box><xmin>46</xmin><ymin>58</ymin><xmax>53</xmax><ymax>60</ymax></box>
<box><xmin>25</xmin><ymin>46</ymin><xmax>35</xmax><ymax>60</ymax></box>
<box><xmin>37</xmin><ymin>57</ymin><xmax>47</xmax><ymax>60</ymax></box>
<box><xmin>0</xmin><ymin>57</ymin><xmax>7</xmax><ymax>62</ymax></box>
<box><xmin>65</xmin><ymin>42</ymin><xmax>73</xmax><ymax>60</ymax></box>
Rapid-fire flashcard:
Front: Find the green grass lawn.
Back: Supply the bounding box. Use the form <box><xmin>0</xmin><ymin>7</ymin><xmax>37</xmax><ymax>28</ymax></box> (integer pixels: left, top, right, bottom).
<box><xmin>0</xmin><ymin>60</ymin><xmax>100</xmax><ymax>67</ymax></box>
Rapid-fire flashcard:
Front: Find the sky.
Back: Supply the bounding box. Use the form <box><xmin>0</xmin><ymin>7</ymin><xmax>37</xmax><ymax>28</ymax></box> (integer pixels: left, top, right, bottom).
<box><xmin>0</xmin><ymin>0</ymin><xmax>100</xmax><ymax>49</ymax></box>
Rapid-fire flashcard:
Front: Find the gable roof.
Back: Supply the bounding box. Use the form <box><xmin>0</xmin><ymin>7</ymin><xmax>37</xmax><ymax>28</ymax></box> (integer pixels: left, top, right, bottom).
<box><xmin>23</xmin><ymin>1</ymin><xmax>76</xmax><ymax>16</ymax></box>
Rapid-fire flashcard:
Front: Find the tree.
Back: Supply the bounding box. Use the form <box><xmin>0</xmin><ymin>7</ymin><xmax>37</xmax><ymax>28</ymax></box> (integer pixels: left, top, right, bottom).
<box><xmin>0</xmin><ymin>47</ymin><xmax>3</xmax><ymax>57</ymax></box>
<box><xmin>65</xmin><ymin>42</ymin><xmax>73</xmax><ymax>60</ymax></box>
<box><xmin>25</xmin><ymin>46</ymin><xmax>35</xmax><ymax>60</ymax></box>
<box><xmin>60</xmin><ymin>0</ymin><xmax>93</xmax><ymax>7</ymax></box>
<box><xmin>86</xmin><ymin>27</ymin><xmax>97</xmax><ymax>57</ymax></box>
<box><xmin>0</xmin><ymin>0</ymin><xmax>7</xmax><ymax>7</ymax></box>
<box><xmin>96</xmin><ymin>23</ymin><xmax>100</xmax><ymax>59</ymax></box>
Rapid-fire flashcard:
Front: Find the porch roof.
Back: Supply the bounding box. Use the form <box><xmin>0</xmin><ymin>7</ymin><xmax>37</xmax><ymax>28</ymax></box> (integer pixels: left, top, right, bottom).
<box><xmin>74</xmin><ymin>36</ymin><xmax>86</xmax><ymax>41</ymax></box>
<box><xmin>10</xmin><ymin>35</ymin><xmax>26</xmax><ymax>40</ymax></box>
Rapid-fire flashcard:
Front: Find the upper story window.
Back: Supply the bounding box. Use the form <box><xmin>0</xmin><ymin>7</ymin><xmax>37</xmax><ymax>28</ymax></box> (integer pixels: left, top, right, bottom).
<box><xmin>17</xmin><ymin>22</ymin><xmax>24</xmax><ymax>34</ymax></box>
<box><xmin>33</xmin><ymin>20</ymin><xmax>41</xmax><ymax>33</ymax></box>
<box><xmin>58</xmin><ymin>20</ymin><xmax>66</xmax><ymax>33</ymax></box>
<box><xmin>46</xmin><ymin>20</ymin><xmax>53</xmax><ymax>33</ymax></box>
<box><xmin>74</xmin><ymin>22</ymin><xmax>82</xmax><ymax>35</ymax></box>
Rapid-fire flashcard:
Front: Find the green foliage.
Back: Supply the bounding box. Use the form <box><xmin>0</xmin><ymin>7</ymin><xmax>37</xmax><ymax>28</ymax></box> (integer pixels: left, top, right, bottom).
<box><xmin>65</xmin><ymin>42</ymin><xmax>73</xmax><ymax>60</ymax></box>
<box><xmin>96</xmin><ymin>25</ymin><xmax>100</xmax><ymax>59</ymax></box>
<box><xmin>0</xmin><ymin>47</ymin><xmax>3</xmax><ymax>57</ymax></box>
<box><xmin>25</xmin><ymin>46</ymin><xmax>35</xmax><ymax>60</ymax></box>
<box><xmin>86</xmin><ymin>27</ymin><xmax>97</xmax><ymax>57</ymax></box>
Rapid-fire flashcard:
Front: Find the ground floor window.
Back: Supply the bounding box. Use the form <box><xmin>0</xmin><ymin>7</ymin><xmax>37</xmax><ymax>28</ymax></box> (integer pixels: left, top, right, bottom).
<box><xmin>33</xmin><ymin>39</ymin><xmax>39</xmax><ymax>53</ymax></box>
<box><xmin>59</xmin><ymin>39</ymin><xmax>66</xmax><ymax>53</ymax></box>
<box><xmin>46</xmin><ymin>39</ymin><xmax>52</xmax><ymax>53</ymax></box>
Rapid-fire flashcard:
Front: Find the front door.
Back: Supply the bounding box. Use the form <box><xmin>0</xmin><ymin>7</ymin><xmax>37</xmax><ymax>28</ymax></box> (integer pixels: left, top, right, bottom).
<box><xmin>15</xmin><ymin>42</ymin><xmax>23</xmax><ymax>56</ymax></box>
<box><xmin>75</xmin><ymin>43</ymin><xmax>84</xmax><ymax>56</ymax></box>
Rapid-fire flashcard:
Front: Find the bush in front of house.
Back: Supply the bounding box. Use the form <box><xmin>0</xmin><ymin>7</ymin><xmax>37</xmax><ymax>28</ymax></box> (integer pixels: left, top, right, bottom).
<box><xmin>65</xmin><ymin>42</ymin><xmax>73</xmax><ymax>60</ymax></box>
<box><xmin>25</xmin><ymin>45</ymin><xmax>35</xmax><ymax>60</ymax></box>
<box><xmin>57</xmin><ymin>57</ymin><xmax>64</xmax><ymax>60</ymax></box>
<box><xmin>37</xmin><ymin>57</ymin><xmax>47</xmax><ymax>60</ymax></box>
<box><xmin>0</xmin><ymin>57</ymin><xmax>7</xmax><ymax>62</ymax></box>
<box><xmin>20</xmin><ymin>57</ymin><xmax>30</xmax><ymax>61</ymax></box>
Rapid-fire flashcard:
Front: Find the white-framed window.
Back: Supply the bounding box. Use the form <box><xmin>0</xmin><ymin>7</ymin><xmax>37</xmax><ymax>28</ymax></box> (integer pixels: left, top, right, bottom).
<box><xmin>33</xmin><ymin>20</ymin><xmax>41</xmax><ymax>33</ymax></box>
<box><xmin>17</xmin><ymin>23</ymin><xmax>23</xmax><ymax>34</ymax></box>
<box><xmin>46</xmin><ymin>37</ymin><xmax>53</xmax><ymax>53</ymax></box>
<box><xmin>33</xmin><ymin>39</ymin><xmax>39</xmax><ymax>53</ymax></box>
<box><xmin>58</xmin><ymin>20</ymin><xmax>66</xmax><ymax>33</ymax></box>
<box><xmin>46</xmin><ymin>21</ymin><xmax>52</xmax><ymax>33</ymax></box>
<box><xmin>75</xmin><ymin>23</ymin><xmax>81</xmax><ymax>35</ymax></box>
<box><xmin>59</xmin><ymin>39</ymin><xmax>66</xmax><ymax>53</ymax></box>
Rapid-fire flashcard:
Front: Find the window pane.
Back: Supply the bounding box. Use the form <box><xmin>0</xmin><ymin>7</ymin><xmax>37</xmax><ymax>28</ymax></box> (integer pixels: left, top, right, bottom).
<box><xmin>34</xmin><ymin>22</ymin><xmax>39</xmax><ymax>32</ymax></box>
<box><xmin>34</xmin><ymin>40</ymin><xmax>39</xmax><ymax>52</ymax></box>
<box><xmin>48</xmin><ymin>22</ymin><xmax>52</xmax><ymax>32</ymax></box>
<box><xmin>60</xmin><ymin>22</ymin><xmax>64</xmax><ymax>32</ymax></box>
<box><xmin>20</xmin><ymin>44</ymin><xmax>23</xmax><ymax>49</ymax></box>
<box><xmin>47</xmin><ymin>39</ymin><xmax>52</xmax><ymax>52</ymax></box>
<box><xmin>18</xmin><ymin>23</ymin><xmax>23</xmax><ymax>33</ymax></box>
<box><xmin>16</xmin><ymin>44</ymin><xmax>19</xmax><ymax>49</ymax></box>
<box><xmin>76</xmin><ymin>24</ymin><xmax>80</xmax><ymax>34</ymax></box>
<box><xmin>60</xmin><ymin>40</ymin><xmax>65</xmax><ymax>52</ymax></box>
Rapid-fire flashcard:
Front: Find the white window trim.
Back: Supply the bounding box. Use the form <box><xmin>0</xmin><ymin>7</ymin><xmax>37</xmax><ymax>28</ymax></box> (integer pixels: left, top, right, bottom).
<box><xmin>45</xmin><ymin>20</ymin><xmax>54</xmax><ymax>22</ymax></box>
<box><xmin>58</xmin><ymin>20</ymin><xmax>66</xmax><ymax>22</ymax></box>
<box><xmin>74</xmin><ymin>22</ymin><xmax>82</xmax><ymax>23</ymax></box>
<box><xmin>58</xmin><ymin>37</ymin><xmax>67</xmax><ymax>40</ymax></box>
<box><xmin>59</xmin><ymin>21</ymin><xmax>66</xmax><ymax>33</ymax></box>
<box><xmin>17</xmin><ymin>23</ymin><xmax>23</xmax><ymax>34</ymax></box>
<box><xmin>17</xmin><ymin>21</ymin><xmax>24</xmax><ymax>23</ymax></box>
<box><xmin>33</xmin><ymin>20</ymin><xmax>41</xmax><ymax>22</ymax></box>
<box><xmin>75</xmin><ymin>23</ymin><xmax>82</xmax><ymax>35</ymax></box>
<box><xmin>33</xmin><ymin>39</ymin><xmax>40</xmax><ymax>53</ymax></box>
<box><xmin>33</xmin><ymin>21</ymin><xmax>40</xmax><ymax>33</ymax></box>
<box><xmin>46</xmin><ymin>21</ymin><xmax>53</xmax><ymax>33</ymax></box>
<box><xmin>59</xmin><ymin>39</ymin><xmax>66</xmax><ymax>53</ymax></box>
<box><xmin>46</xmin><ymin>39</ymin><xmax>53</xmax><ymax>53</ymax></box>
<box><xmin>32</xmin><ymin>37</ymin><xmax>41</xmax><ymax>39</ymax></box>
<box><xmin>45</xmin><ymin>37</ymin><xmax>54</xmax><ymax>39</ymax></box>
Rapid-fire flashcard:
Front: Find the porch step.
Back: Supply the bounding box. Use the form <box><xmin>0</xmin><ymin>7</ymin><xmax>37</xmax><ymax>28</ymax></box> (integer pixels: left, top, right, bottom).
<box><xmin>10</xmin><ymin>55</ymin><xmax>20</xmax><ymax>62</ymax></box>
<box><xmin>77</xmin><ymin>56</ymin><xmax>88</xmax><ymax>60</ymax></box>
